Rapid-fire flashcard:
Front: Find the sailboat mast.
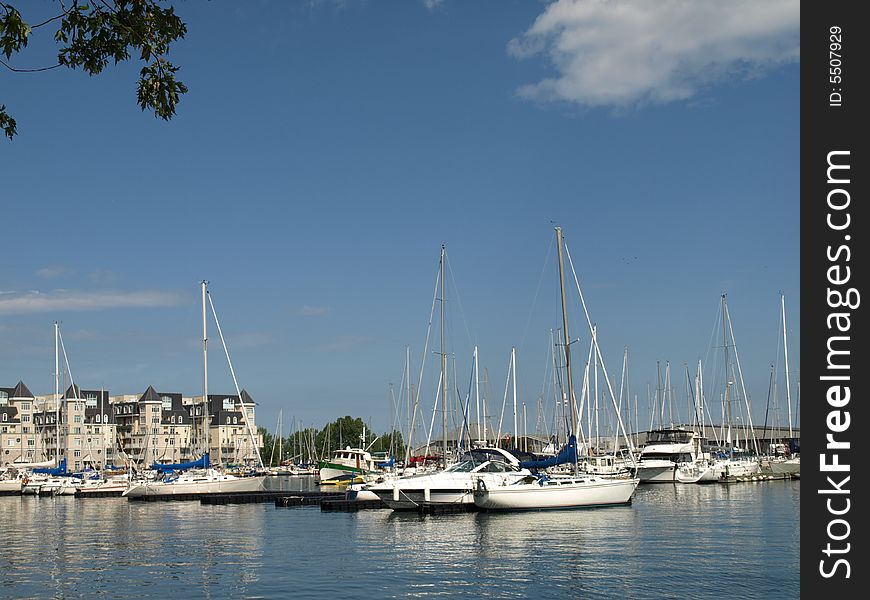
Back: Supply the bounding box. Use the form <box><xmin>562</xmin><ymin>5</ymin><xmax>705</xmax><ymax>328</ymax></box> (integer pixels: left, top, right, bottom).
<box><xmin>781</xmin><ymin>294</ymin><xmax>793</xmax><ymax>439</ymax></box>
<box><xmin>474</xmin><ymin>345</ymin><xmax>481</xmax><ymax>445</ymax></box>
<box><xmin>511</xmin><ymin>347</ymin><xmax>518</xmax><ymax>450</ymax></box>
<box><xmin>54</xmin><ymin>321</ymin><xmax>59</xmax><ymax>462</ymax></box>
<box><xmin>202</xmin><ymin>280</ymin><xmax>209</xmax><ymax>461</ymax></box>
<box><xmin>440</xmin><ymin>245</ymin><xmax>448</xmax><ymax>467</ymax></box>
<box><xmin>555</xmin><ymin>227</ymin><xmax>577</xmax><ymax>438</ymax></box>
<box><xmin>722</xmin><ymin>294</ymin><xmax>732</xmax><ymax>448</ymax></box>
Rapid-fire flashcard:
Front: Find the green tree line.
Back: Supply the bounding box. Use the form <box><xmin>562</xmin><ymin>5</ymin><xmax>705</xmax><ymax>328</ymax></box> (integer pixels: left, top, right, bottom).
<box><xmin>258</xmin><ymin>416</ymin><xmax>405</xmax><ymax>467</ymax></box>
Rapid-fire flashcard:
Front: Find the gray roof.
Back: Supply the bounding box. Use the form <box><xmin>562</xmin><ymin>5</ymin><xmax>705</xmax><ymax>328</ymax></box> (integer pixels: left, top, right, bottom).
<box><xmin>11</xmin><ymin>380</ymin><xmax>33</xmax><ymax>398</ymax></box>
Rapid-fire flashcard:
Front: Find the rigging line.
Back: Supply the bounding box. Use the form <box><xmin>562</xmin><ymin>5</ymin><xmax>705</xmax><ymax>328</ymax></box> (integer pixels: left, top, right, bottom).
<box><xmin>207</xmin><ymin>290</ymin><xmax>264</xmax><ymax>469</ymax></box>
<box><xmin>57</xmin><ymin>328</ymin><xmax>78</xmax><ymax>399</ymax></box>
<box><xmin>405</xmin><ymin>259</ymin><xmax>440</xmax><ymax>465</ymax></box>
<box><xmin>518</xmin><ymin>234</ymin><xmax>556</xmax><ymax>355</ymax></box>
<box><xmin>563</xmin><ymin>243</ymin><xmax>636</xmax><ymax>464</ymax></box>
<box><xmin>443</xmin><ymin>250</ymin><xmax>474</xmax><ymax>352</ymax></box>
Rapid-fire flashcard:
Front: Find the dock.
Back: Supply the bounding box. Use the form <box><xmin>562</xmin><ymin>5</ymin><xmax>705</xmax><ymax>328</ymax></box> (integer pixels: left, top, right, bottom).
<box><xmin>720</xmin><ymin>472</ymin><xmax>799</xmax><ymax>484</ymax></box>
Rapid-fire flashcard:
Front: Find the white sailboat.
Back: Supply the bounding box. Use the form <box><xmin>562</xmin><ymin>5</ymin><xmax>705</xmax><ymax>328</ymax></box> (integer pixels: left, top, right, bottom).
<box><xmin>124</xmin><ymin>281</ymin><xmax>265</xmax><ymax>498</ymax></box>
<box><xmin>764</xmin><ymin>294</ymin><xmax>799</xmax><ymax>477</ymax></box>
<box><xmin>473</xmin><ymin>227</ymin><xmax>639</xmax><ymax>511</ymax></box>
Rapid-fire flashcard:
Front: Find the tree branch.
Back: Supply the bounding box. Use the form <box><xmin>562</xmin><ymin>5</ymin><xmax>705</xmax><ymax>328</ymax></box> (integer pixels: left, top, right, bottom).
<box><xmin>0</xmin><ymin>57</ymin><xmax>62</xmax><ymax>72</ymax></box>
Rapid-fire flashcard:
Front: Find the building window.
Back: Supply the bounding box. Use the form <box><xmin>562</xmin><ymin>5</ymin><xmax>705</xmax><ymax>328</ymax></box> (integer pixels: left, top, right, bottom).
<box><xmin>178</xmin><ymin>416</ymin><xmax>183</xmax><ymax>423</ymax></box>
<box><xmin>22</xmin><ymin>402</ymin><xmax>31</xmax><ymax>411</ymax></box>
<box><xmin>27</xmin><ymin>439</ymin><xmax>34</xmax><ymax>446</ymax></box>
<box><xmin>103</xmin><ymin>414</ymin><xmax>108</xmax><ymax>423</ymax></box>
<box><xmin>95</xmin><ymin>414</ymin><xmax>101</xmax><ymax>423</ymax></box>
<box><xmin>1</xmin><ymin>413</ymin><xmax>6</xmax><ymax>422</ymax></box>
<box><xmin>22</xmin><ymin>427</ymin><xmax>29</xmax><ymax>433</ymax></box>
<box><xmin>74</xmin><ymin>450</ymin><xmax>81</xmax><ymax>457</ymax></box>
<box><xmin>74</xmin><ymin>415</ymin><xmax>82</xmax><ymax>423</ymax></box>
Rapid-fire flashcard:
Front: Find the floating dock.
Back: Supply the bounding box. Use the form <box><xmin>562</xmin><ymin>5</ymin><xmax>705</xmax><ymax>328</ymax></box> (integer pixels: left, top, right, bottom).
<box><xmin>720</xmin><ymin>472</ymin><xmax>799</xmax><ymax>484</ymax></box>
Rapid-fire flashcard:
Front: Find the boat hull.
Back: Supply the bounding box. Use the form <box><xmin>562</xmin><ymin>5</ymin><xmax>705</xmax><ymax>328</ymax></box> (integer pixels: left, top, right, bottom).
<box><xmin>123</xmin><ymin>475</ymin><xmax>265</xmax><ymax>498</ymax></box>
<box><xmin>634</xmin><ymin>461</ymin><xmax>678</xmax><ymax>483</ymax></box>
<box><xmin>474</xmin><ymin>477</ymin><xmax>639</xmax><ymax>510</ymax></box>
<box><xmin>0</xmin><ymin>479</ymin><xmax>23</xmax><ymax>494</ymax></box>
<box><xmin>768</xmin><ymin>457</ymin><xmax>800</xmax><ymax>475</ymax></box>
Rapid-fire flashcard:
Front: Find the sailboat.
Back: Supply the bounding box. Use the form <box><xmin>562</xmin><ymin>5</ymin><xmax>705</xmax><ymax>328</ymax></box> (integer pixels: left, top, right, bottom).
<box><xmin>473</xmin><ymin>227</ymin><xmax>638</xmax><ymax>511</ymax></box>
<box><xmin>124</xmin><ymin>281</ymin><xmax>265</xmax><ymax>498</ymax></box>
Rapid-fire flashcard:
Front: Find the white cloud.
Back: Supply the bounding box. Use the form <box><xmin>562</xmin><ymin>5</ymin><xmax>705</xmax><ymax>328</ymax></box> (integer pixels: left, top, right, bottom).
<box><xmin>423</xmin><ymin>0</ymin><xmax>444</xmax><ymax>10</ymax></box>
<box><xmin>509</xmin><ymin>0</ymin><xmax>799</xmax><ymax>108</ymax></box>
<box><xmin>0</xmin><ymin>290</ymin><xmax>182</xmax><ymax>315</ymax></box>
<box><xmin>36</xmin><ymin>265</ymin><xmax>75</xmax><ymax>278</ymax></box>
<box><xmin>299</xmin><ymin>305</ymin><xmax>331</xmax><ymax>317</ymax></box>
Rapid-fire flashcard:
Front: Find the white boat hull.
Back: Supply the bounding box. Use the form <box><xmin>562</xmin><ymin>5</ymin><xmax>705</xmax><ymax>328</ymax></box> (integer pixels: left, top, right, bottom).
<box><xmin>634</xmin><ymin>460</ymin><xmax>678</xmax><ymax>483</ymax></box>
<box><xmin>0</xmin><ymin>479</ymin><xmax>23</xmax><ymax>494</ymax></box>
<box><xmin>123</xmin><ymin>475</ymin><xmax>265</xmax><ymax>497</ymax></box>
<box><xmin>474</xmin><ymin>476</ymin><xmax>639</xmax><ymax>510</ymax></box>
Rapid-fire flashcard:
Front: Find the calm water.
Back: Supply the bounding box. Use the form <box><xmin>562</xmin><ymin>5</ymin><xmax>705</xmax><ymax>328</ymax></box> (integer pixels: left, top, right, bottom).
<box><xmin>0</xmin><ymin>478</ymin><xmax>799</xmax><ymax>599</ymax></box>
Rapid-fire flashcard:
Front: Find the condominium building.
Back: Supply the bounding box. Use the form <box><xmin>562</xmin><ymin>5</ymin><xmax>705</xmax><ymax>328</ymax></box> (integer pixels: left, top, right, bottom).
<box><xmin>1</xmin><ymin>381</ymin><xmax>263</xmax><ymax>470</ymax></box>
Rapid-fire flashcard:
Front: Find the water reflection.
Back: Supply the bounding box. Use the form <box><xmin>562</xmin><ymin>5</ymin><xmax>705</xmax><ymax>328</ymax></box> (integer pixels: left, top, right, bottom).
<box><xmin>0</xmin><ymin>480</ymin><xmax>799</xmax><ymax>599</ymax></box>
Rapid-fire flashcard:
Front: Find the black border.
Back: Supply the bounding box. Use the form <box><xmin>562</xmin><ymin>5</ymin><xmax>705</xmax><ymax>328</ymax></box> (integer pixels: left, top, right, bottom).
<box><xmin>801</xmin><ymin>3</ymin><xmax>867</xmax><ymax>596</ymax></box>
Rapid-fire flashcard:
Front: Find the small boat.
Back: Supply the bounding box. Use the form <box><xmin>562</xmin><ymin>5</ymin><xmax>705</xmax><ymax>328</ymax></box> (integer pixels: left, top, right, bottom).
<box><xmin>317</xmin><ymin>446</ymin><xmax>382</xmax><ymax>484</ymax></box>
<box><xmin>75</xmin><ymin>473</ymin><xmax>132</xmax><ymax>496</ymax></box>
<box><xmin>632</xmin><ymin>428</ymin><xmax>704</xmax><ymax>483</ymax></box>
<box><xmin>0</xmin><ymin>468</ymin><xmax>26</xmax><ymax>495</ymax></box>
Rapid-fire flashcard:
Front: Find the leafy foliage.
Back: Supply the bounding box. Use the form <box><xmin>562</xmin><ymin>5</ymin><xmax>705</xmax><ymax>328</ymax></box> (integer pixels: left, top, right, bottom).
<box><xmin>1</xmin><ymin>1</ymin><xmax>187</xmax><ymax>139</ymax></box>
<box><xmin>259</xmin><ymin>417</ymin><xmax>405</xmax><ymax>467</ymax></box>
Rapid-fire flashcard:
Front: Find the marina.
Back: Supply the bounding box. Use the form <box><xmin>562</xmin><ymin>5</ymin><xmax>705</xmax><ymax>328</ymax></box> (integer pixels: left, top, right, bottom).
<box><xmin>2</xmin><ymin>0</ymin><xmax>806</xmax><ymax>596</ymax></box>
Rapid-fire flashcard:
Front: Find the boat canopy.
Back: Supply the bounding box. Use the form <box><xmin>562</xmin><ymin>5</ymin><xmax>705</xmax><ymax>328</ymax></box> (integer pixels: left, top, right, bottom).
<box><xmin>519</xmin><ymin>435</ymin><xmax>577</xmax><ymax>470</ymax></box>
<box><xmin>151</xmin><ymin>453</ymin><xmax>210</xmax><ymax>473</ymax></box>
<box><xmin>32</xmin><ymin>458</ymin><xmax>67</xmax><ymax>476</ymax></box>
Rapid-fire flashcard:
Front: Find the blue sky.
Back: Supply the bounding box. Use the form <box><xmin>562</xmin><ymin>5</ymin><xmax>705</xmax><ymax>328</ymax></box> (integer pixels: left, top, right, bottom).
<box><xmin>2</xmin><ymin>1</ymin><xmax>799</xmax><ymax>441</ymax></box>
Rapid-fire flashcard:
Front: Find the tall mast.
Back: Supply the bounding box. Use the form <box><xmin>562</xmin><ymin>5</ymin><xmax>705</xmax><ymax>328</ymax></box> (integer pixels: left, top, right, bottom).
<box><xmin>511</xmin><ymin>347</ymin><xmax>518</xmax><ymax>450</ymax></box>
<box><xmin>439</xmin><ymin>245</ymin><xmax>448</xmax><ymax>467</ymax></box>
<box><xmin>722</xmin><ymin>294</ymin><xmax>732</xmax><ymax>448</ymax></box>
<box><xmin>202</xmin><ymin>280</ymin><xmax>209</xmax><ymax>460</ymax></box>
<box><xmin>54</xmin><ymin>321</ymin><xmax>60</xmax><ymax>463</ymax></box>
<box><xmin>555</xmin><ymin>227</ymin><xmax>577</xmax><ymax>439</ymax></box>
<box><xmin>474</xmin><ymin>345</ymin><xmax>481</xmax><ymax>445</ymax></box>
<box><xmin>781</xmin><ymin>294</ymin><xmax>793</xmax><ymax>439</ymax></box>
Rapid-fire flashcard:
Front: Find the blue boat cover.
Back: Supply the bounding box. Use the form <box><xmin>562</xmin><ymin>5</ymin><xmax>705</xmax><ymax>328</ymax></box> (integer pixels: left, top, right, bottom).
<box><xmin>376</xmin><ymin>457</ymin><xmax>395</xmax><ymax>468</ymax></box>
<box><xmin>151</xmin><ymin>453</ymin><xmax>210</xmax><ymax>472</ymax></box>
<box><xmin>32</xmin><ymin>458</ymin><xmax>67</xmax><ymax>476</ymax></box>
<box><xmin>519</xmin><ymin>435</ymin><xmax>577</xmax><ymax>470</ymax></box>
